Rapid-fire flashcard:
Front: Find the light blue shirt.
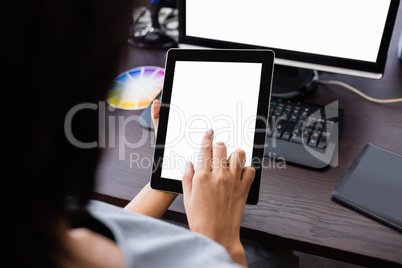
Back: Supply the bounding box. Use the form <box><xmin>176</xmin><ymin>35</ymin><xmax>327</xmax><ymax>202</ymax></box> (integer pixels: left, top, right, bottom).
<box><xmin>88</xmin><ymin>200</ymin><xmax>240</xmax><ymax>268</ymax></box>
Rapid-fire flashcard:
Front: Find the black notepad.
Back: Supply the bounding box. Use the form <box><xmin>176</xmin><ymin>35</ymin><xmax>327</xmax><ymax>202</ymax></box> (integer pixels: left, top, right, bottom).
<box><xmin>331</xmin><ymin>143</ymin><xmax>402</xmax><ymax>231</ymax></box>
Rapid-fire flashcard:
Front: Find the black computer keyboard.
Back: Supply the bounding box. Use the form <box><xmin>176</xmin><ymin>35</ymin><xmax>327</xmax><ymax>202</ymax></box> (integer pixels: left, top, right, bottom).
<box><xmin>265</xmin><ymin>97</ymin><xmax>343</xmax><ymax>169</ymax></box>
<box><xmin>140</xmin><ymin>93</ymin><xmax>343</xmax><ymax>169</ymax></box>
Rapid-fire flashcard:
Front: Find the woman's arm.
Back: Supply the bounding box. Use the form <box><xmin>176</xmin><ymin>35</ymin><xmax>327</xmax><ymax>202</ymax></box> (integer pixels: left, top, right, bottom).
<box><xmin>182</xmin><ymin>130</ymin><xmax>255</xmax><ymax>267</ymax></box>
<box><xmin>124</xmin><ymin>182</ymin><xmax>178</xmax><ymax>218</ymax></box>
<box><xmin>124</xmin><ymin>99</ymin><xmax>178</xmax><ymax>218</ymax></box>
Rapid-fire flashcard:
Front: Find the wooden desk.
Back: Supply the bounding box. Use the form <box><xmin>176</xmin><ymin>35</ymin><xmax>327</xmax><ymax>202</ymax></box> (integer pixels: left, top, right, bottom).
<box><xmin>94</xmin><ymin>11</ymin><xmax>402</xmax><ymax>267</ymax></box>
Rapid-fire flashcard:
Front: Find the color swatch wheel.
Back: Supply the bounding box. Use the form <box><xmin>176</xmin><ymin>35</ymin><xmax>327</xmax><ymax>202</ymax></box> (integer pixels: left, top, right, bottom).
<box><xmin>106</xmin><ymin>66</ymin><xmax>164</xmax><ymax>110</ymax></box>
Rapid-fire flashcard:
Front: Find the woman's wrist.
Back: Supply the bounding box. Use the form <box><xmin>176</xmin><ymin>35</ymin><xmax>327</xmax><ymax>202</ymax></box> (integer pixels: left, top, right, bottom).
<box><xmin>124</xmin><ymin>182</ymin><xmax>178</xmax><ymax>218</ymax></box>
<box><xmin>199</xmin><ymin>232</ymin><xmax>247</xmax><ymax>267</ymax></box>
<box><xmin>226</xmin><ymin>239</ymin><xmax>247</xmax><ymax>267</ymax></box>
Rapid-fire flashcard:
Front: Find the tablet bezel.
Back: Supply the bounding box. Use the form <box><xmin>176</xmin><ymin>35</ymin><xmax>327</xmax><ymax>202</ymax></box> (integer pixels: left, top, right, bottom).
<box><xmin>150</xmin><ymin>48</ymin><xmax>274</xmax><ymax>204</ymax></box>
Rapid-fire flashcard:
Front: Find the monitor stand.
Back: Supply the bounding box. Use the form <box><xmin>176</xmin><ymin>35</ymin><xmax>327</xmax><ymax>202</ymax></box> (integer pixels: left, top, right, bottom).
<box><xmin>271</xmin><ymin>65</ymin><xmax>319</xmax><ymax>99</ymax></box>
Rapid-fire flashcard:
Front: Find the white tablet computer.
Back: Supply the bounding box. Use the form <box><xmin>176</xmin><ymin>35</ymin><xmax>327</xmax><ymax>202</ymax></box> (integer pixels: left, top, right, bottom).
<box><xmin>150</xmin><ymin>49</ymin><xmax>274</xmax><ymax>204</ymax></box>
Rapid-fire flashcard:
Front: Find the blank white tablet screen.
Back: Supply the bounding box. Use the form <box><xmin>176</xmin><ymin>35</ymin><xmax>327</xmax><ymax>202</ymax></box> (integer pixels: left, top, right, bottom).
<box><xmin>160</xmin><ymin>61</ymin><xmax>263</xmax><ymax>180</ymax></box>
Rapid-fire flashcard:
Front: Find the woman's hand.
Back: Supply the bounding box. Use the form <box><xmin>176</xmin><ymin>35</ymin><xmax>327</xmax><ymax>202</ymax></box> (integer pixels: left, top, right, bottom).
<box><xmin>182</xmin><ymin>129</ymin><xmax>255</xmax><ymax>267</ymax></box>
<box><xmin>124</xmin><ymin>99</ymin><xmax>178</xmax><ymax>218</ymax></box>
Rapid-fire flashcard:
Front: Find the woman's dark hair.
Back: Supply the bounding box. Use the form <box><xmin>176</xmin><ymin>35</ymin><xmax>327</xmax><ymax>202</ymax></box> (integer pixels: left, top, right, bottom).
<box><xmin>2</xmin><ymin>0</ymin><xmax>134</xmax><ymax>267</ymax></box>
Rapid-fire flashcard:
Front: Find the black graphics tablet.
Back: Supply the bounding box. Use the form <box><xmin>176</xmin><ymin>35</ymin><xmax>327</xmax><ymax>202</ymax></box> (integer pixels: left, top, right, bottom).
<box><xmin>332</xmin><ymin>143</ymin><xmax>402</xmax><ymax>231</ymax></box>
<box><xmin>150</xmin><ymin>48</ymin><xmax>275</xmax><ymax>204</ymax></box>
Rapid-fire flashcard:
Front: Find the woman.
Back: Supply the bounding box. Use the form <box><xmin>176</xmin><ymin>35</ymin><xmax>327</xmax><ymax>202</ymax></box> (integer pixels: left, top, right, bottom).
<box><xmin>2</xmin><ymin>1</ymin><xmax>298</xmax><ymax>267</ymax></box>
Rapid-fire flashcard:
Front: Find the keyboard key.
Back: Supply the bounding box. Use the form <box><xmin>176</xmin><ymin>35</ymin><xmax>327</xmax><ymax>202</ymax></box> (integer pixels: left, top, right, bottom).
<box><xmin>302</xmin><ymin>129</ymin><xmax>311</xmax><ymax>144</ymax></box>
<box><xmin>296</xmin><ymin>120</ymin><xmax>305</xmax><ymax>128</ymax></box>
<box><xmin>317</xmin><ymin>134</ymin><xmax>328</xmax><ymax>149</ymax></box>
<box><xmin>281</xmin><ymin>112</ymin><xmax>290</xmax><ymax>120</ymax></box>
<box><xmin>289</xmin><ymin>114</ymin><xmax>298</xmax><ymax>122</ymax></box>
<box><xmin>281</xmin><ymin>130</ymin><xmax>291</xmax><ymax>141</ymax></box>
<box><xmin>314</xmin><ymin>123</ymin><xmax>324</xmax><ymax>131</ymax></box>
<box><xmin>293</xmin><ymin>128</ymin><xmax>302</xmax><ymax>135</ymax></box>
<box><xmin>308</xmin><ymin>131</ymin><xmax>321</xmax><ymax>147</ymax></box>
<box><xmin>298</xmin><ymin>114</ymin><xmax>308</xmax><ymax>121</ymax></box>
<box><xmin>290</xmin><ymin>127</ymin><xmax>303</xmax><ymax>144</ymax></box>
<box><xmin>290</xmin><ymin>133</ymin><xmax>303</xmax><ymax>144</ymax></box>
<box><xmin>303</xmin><ymin>129</ymin><xmax>312</xmax><ymax>137</ymax></box>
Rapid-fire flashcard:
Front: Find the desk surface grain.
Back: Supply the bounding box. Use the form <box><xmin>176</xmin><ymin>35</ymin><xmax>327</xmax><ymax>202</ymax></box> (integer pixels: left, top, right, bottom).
<box><xmin>94</xmin><ymin>9</ymin><xmax>402</xmax><ymax>267</ymax></box>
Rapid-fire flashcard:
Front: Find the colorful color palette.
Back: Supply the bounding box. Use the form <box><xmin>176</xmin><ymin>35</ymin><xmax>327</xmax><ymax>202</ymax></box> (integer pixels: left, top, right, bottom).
<box><xmin>106</xmin><ymin>66</ymin><xmax>164</xmax><ymax>110</ymax></box>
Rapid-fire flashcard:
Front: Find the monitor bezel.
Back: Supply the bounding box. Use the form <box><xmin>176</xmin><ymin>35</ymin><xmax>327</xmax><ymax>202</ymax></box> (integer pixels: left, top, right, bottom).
<box><xmin>178</xmin><ymin>0</ymin><xmax>400</xmax><ymax>79</ymax></box>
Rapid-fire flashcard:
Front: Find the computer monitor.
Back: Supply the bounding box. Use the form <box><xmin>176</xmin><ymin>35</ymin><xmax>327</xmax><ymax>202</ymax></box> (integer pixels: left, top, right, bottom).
<box><xmin>178</xmin><ymin>0</ymin><xmax>400</xmax><ymax>98</ymax></box>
